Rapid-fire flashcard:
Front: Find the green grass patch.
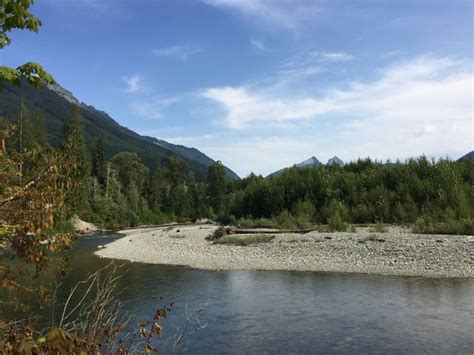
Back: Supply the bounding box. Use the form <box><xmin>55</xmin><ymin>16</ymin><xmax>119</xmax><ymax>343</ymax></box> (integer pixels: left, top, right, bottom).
<box><xmin>213</xmin><ymin>235</ymin><xmax>274</xmax><ymax>246</ymax></box>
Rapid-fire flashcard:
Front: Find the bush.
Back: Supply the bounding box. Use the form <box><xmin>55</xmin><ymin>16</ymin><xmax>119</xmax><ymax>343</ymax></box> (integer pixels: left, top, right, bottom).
<box><xmin>274</xmin><ymin>210</ymin><xmax>298</xmax><ymax>230</ymax></box>
<box><xmin>413</xmin><ymin>216</ymin><xmax>474</xmax><ymax>235</ymax></box>
<box><xmin>328</xmin><ymin>213</ymin><xmax>349</xmax><ymax>232</ymax></box>
<box><xmin>235</xmin><ymin>217</ymin><xmax>276</xmax><ymax>229</ymax></box>
<box><xmin>323</xmin><ymin>200</ymin><xmax>350</xmax><ymax>231</ymax></box>
<box><xmin>370</xmin><ymin>221</ymin><xmax>388</xmax><ymax>233</ymax></box>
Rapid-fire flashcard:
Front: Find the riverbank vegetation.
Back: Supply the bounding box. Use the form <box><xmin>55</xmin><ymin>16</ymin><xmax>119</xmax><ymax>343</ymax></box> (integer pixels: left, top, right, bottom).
<box><xmin>3</xmin><ymin>102</ymin><xmax>472</xmax><ymax>236</ymax></box>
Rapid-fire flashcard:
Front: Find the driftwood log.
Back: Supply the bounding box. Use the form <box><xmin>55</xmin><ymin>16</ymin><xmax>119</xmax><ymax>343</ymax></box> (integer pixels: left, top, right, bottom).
<box><xmin>206</xmin><ymin>226</ymin><xmax>315</xmax><ymax>241</ymax></box>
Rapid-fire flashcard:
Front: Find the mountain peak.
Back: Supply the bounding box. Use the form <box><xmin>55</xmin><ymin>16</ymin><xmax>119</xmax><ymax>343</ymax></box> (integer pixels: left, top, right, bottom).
<box><xmin>327</xmin><ymin>156</ymin><xmax>344</xmax><ymax>166</ymax></box>
<box><xmin>296</xmin><ymin>156</ymin><xmax>321</xmax><ymax>168</ymax></box>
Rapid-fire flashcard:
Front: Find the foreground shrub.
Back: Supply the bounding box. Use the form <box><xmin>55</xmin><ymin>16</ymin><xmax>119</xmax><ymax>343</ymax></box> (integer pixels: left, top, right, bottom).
<box><xmin>0</xmin><ymin>263</ymin><xmax>205</xmax><ymax>354</ymax></box>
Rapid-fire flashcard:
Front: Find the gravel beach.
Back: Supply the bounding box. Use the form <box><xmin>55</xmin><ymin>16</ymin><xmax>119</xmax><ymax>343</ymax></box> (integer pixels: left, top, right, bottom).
<box><xmin>95</xmin><ymin>224</ymin><xmax>473</xmax><ymax>278</ymax></box>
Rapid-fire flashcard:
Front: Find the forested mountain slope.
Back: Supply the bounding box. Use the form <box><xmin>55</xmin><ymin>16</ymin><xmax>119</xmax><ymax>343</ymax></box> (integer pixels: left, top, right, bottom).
<box><xmin>0</xmin><ymin>81</ymin><xmax>239</xmax><ymax>180</ymax></box>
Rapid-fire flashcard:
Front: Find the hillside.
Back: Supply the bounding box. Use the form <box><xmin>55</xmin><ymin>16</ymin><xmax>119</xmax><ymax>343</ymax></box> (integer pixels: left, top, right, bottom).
<box><xmin>457</xmin><ymin>151</ymin><xmax>474</xmax><ymax>162</ymax></box>
<box><xmin>0</xmin><ymin>81</ymin><xmax>239</xmax><ymax>180</ymax></box>
<box><xmin>142</xmin><ymin>136</ymin><xmax>240</xmax><ymax>180</ymax></box>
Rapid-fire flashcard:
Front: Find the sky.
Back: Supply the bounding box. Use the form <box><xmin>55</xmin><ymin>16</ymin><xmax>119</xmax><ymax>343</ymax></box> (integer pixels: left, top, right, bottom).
<box><xmin>1</xmin><ymin>0</ymin><xmax>473</xmax><ymax>177</ymax></box>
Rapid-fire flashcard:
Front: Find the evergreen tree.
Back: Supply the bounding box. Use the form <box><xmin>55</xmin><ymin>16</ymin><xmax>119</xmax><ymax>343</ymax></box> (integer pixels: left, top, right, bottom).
<box><xmin>62</xmin><ymin>105</ymin><xmax>90</xmax><ymax>214</ymax></box>
<box><xmin>91</xmin><ymin>134</ymin><xmax>106</xmax><ymax>185</ymax></box>
<box><xmin>164</xmin><ymin>156</ymin><xmax>186</xmax><ymax>187</ymax></box>
<box><xmin>14</xmin><ymin>101</ymin><xmax>36</xmax><ymax>152</ymax></box>
<box><xmin>33</xmin><ymin>107</ymin><xmax>49</xmax><ymax>148</ymax></box>
<box><xmin>148</xmin><ymin>163</ymin><xmax>167</xmax><ymax>213</ymax></box>
<box><xmin>206</xmin><ymin>161</ymin><xmax>227</xmax><ymax>215</ymax></box>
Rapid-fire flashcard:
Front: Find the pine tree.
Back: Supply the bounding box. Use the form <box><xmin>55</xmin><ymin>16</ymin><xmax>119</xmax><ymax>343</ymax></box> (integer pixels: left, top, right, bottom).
<box><xmin>62</xmin><ymin>104</ymin><xmax>90</xmax><ymax>214</ymax></box>
<box><xmin>15</xmin><ymin>101</ymin><xmax>36</xmax><ymax>152</ymax></box>
<box><xmin>91</xmin><ymin>134</ymin><xmax>106</xmax><ymax>185</ymax></box>
<box><xmin>33</xmin><ymin>107</ymin><xmax>49</xmax><ymax>148</ymax></box>
<box><xmin>207</xmin><ymin>161</ymin><xmax>227</xmax><ymax>215</ymax></box>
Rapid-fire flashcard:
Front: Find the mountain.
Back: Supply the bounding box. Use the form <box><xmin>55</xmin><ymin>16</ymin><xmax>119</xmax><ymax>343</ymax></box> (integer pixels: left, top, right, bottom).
<box><xmin>327</xmin><ymin>156</ymin><xmax>344</xmax><ymax>167</ymax></box>
<box><xmin>457</xmin><ymin>151</ymin><xmax>474</xmax><ymax>162</ymax></box>
<box><xmin>0</xmin><ymin>81</ymin><xmax>239</xmax><ymax>180</ymax></box>
<box><xmin>142</xmin><ymin>136</ymin><xmax>240</xmax><ymax>180</ymax></box>
<box><xmin>267</xmin><ymin>156</ymin><xmax>322</xmax><ymax>178</ymax></box>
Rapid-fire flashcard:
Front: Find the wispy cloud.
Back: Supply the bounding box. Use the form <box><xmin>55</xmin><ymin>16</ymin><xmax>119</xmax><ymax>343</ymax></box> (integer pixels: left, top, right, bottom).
<box><xmin>152</xmin><ymin>43</ymin><xmax>204</xmax><ymax>61</ymax></box>
<box><xmin>202</xmin><ymin>86</ymin><xmax>334</xmax><ymax>129</ymax></box>
<box><xmin>282</xmin><ymin>50</ymin><xmax>354</xmax><ymax>69</ymax></box>
<box><xmin>200</xmin><ymin>0</ymin><xmax>320</xmax><ymax>31</ymax></box>
<box><xmin>381</xmin><ymin>49</ymin><xmax>405</xmax><ymax>59</ymax></box>
<box><xmin>250</xmin><ymin>38</ymin><xmax>269</xmax><ymax>53</ymax></box>
<box><xmin>122</xmin><ymin>74</ymin><xmax>143</xmax><ymax>93</ymax></box>
<box><xmin>201</xmin><ymin>57</ymin><xmax>473</xmax><ymax>165</ymax></box>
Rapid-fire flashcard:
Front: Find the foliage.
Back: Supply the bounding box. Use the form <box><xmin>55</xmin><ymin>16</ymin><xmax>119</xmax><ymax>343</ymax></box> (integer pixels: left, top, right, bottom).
<box><xmin>0</xmin><ymin>1</ymin><xmax>55</xmax><ymax>89</ymax></box>
<box><xmin>0</xmin><ymin>263</ymin><xmax>193</xmax><ymax>354</ymax></box>
<box><xmin>224</xmin><ymin>158</ymin><xmax>473</xmax><ymax>234</ymax></box>
<box><xmin>370</xmin><ymin>221</ymin><xmax>388</xmax><ymax>233</ymax></box>
<box><xmin>413</xmin><ymin>215</ymin><xmax>474</xmax><ymax>235</ymax></box>
<box><xmin>207</xmin><ymin>161</ymin><xmax>227</xmax><ymax>215</ymax></box>
<box><xmin>62</xmin><ymin>105</ymin><xmax>90</xmax><ymax>214</ymax></box>
<box><xmin>213</xmin><ymin>235</ymin><xmax>274</xmax><ymax>246</ymax></box>
<box><xmin>0</xmin><ymin>124</ymin><xmax>74</xmax><ymax>308</ymax></box>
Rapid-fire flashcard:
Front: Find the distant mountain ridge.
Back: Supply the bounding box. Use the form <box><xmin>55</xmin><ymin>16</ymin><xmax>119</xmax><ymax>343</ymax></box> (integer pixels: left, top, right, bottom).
<box><xmin>267</xmin><ymin>155</ymin><xmax>345</xmax><ymax>178</ymax></box>
<box><xmin>327</xmin><ymin>156</ymin><xmax>344</xmax><ymax>167</ymax></box>
<box><xmin>0</xmin><ymin>80</ymin><xmax>239</xmax><ymax>180</ymax></box>
<box><xmin>457</xmin><ymin>151</ymin><xmax>474</xmax><ymax>162</ymax></box>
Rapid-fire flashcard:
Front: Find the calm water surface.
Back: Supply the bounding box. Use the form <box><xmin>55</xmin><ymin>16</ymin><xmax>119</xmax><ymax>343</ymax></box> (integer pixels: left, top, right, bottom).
<box><xmin>25</xmin><ymin>235</ymin><xmax>474</xmax><ymax>353</ymax></box>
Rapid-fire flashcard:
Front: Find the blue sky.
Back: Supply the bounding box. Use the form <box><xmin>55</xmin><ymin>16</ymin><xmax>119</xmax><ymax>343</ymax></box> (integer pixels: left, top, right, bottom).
<box><xmin>1</xmin><ymin>0</ymin><xmax>472</xmax><ymax>177</ymax></box>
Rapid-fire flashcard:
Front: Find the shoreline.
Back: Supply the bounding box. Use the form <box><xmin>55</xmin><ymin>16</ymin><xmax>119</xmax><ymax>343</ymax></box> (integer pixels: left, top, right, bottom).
<box><xmin>94</xmin><ymin>225</ymin><xmax>473</xmax><ymax>278</ymax></box>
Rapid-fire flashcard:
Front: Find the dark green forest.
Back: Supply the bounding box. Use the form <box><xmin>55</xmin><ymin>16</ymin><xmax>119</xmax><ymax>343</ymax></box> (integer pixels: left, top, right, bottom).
<box><xmin>2</xmin><ymin>103</ymin><xmax>473</xmax><ymax>234</ymax></box>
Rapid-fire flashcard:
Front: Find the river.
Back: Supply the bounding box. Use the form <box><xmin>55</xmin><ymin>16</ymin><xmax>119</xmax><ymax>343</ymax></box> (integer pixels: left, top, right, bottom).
<box><xmin>11</xmin><ymin>234</ymin><xmax>474</xmax><ymax>353</ymax></box>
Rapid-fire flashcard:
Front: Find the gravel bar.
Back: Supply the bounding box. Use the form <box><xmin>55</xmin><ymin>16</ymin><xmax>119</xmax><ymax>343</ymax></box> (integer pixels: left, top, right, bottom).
<box><xmin>95</xmin><ymin>225</ymin><xmax>473</xmax><ymax>278</ymax></box>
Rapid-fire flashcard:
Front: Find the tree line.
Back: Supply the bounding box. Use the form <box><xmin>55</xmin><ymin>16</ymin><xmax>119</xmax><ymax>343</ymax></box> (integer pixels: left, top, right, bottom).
<box><xmin>2</xmin><ymin>103</ymin><xmax>472</xmax><ymax>235</ymax></box>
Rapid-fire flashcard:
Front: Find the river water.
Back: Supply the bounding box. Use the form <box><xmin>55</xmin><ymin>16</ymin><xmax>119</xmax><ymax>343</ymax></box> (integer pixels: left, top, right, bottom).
<box><xmin>14</xmin><ymin>234</ymin><xmax>474</xmax><ymax>353</ymax></box>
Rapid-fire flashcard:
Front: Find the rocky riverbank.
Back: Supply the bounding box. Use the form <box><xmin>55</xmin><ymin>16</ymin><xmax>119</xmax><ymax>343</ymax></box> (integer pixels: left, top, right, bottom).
<box><xmin>95</xmin><ymin>224</ymin><xmax>473</xmax><ymax>278</ymax></box>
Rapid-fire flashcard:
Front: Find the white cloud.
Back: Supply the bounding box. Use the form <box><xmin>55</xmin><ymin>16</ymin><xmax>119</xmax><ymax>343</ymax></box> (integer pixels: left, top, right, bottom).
<box><xmin>152</xmin><ymin>44</ymin><xmax>203</xmax><ymax>61</ymax></box>
<box><xmin>122</xmin><ymin>74</ymin><xmax>143</xmax><ymax>93</ymax></box>
<box><xmin>202</xmin><ymin>86</ymin><xmax>335</xmax><ymax>129</ymax></box>
<box><xmin>250</xmin><ymin>38</ymin><xmax>268</xmax><ymax>53</ymax></box>
<box><xmin>282</xmin><ymin>50</ymin><xmax>354</xmax><ymax>69</ymax></box>
<box><xmin>201</xmin><ymin>57</ymin><xmax>474</xmax><ymax>167</ymax></box>
<box><xmin>200</xmin><ymin>0</ymin><xmax>320</xmax><ymax>31</ymax></box>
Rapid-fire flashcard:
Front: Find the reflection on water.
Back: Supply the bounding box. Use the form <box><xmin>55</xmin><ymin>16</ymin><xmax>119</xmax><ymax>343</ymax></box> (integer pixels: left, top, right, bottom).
<box><xmin>7</xmin><ymin>234</ymin><xmax>474</xmax><ymax>353</ymax></box>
